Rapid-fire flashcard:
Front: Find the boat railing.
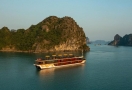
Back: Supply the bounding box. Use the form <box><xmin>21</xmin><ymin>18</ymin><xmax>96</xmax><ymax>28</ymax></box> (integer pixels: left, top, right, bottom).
<box><xmin>36</xmin><ymin>53</ymin><xmax>84</xmax><ymax>61</ymax></box>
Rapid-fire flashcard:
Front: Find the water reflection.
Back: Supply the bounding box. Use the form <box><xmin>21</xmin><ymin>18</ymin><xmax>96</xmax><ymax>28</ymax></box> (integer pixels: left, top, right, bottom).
<box><xmin>38</xmin><ymin>68</ymin><xmax>55</xmax><ymax>76</ymax></box>
<box><xmin>35</xmin><ymin>63</ymin><xmax>86</xmax><ymax>87</ymax></box>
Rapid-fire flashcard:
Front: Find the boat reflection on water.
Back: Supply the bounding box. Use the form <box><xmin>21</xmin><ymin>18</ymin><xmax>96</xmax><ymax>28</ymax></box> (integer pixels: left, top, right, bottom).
<box><xmin>37</xmin><ymin>68</ymin><xmax>55</xmax><ymax>76</ymax></box>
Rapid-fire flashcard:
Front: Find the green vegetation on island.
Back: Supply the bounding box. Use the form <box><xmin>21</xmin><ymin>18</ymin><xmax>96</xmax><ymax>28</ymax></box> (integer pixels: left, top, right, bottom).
<box><xmin>0</xmin><ymin>16</ymin><xmax>90</xmax><ymax>52</ymax></box>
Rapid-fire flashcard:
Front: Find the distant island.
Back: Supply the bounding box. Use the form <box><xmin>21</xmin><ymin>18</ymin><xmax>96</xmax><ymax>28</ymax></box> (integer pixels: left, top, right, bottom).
<box><xmin>108</xmin><ymin>34</ymin><xmax>132</xmax><ymax>46</ymax></box>
<box><xmin>0</xmin><ymin>16</ymin><xmax>90</xmax><ymax>52</ymax></box>
<box><xmin>91</xmin><ymin>40</ymin><xmax>109</xmax><ymax>45</ymax></box>
<box><xmin>86</xmin><ymin>37</ymin><xmax>91</xmax><ymax>44</ymax></box>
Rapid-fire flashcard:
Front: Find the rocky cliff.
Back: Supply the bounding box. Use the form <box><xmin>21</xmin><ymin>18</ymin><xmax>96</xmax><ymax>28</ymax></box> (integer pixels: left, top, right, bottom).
<box><xmin>108</xmin><ymin>34</ymin><xmax>132</xmax><ymax>46</ymax></box>
<box><xmin>0</xmin><ymin>16</ymin><xmax>90</xmax><ymax>52</ymax></box>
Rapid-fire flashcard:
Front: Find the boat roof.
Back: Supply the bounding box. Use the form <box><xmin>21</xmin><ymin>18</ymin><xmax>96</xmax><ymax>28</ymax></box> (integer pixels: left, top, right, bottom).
<box><xmin>69</xmin><ymin>54</ymin><xmax>73</xmax><ymax>55</ymax></box>
<box><xmin>36</xmin><ymin>56</ymin><xmax>83</xmax><ymax>61</ymax></box>
<box><xmin>64</xmin><ymin>54</ymin><xmax>67</xmax><ymax>55</ymax></box>
<box><xmin>45</xmin><ymin>56</ymin><xmax>50</xmax><ymax>57</ymax></box>
<box><xmin>36</xmin><ymin>54</ymin><xmax>83</xmax><ymax>62</ymax></box>
<box><xmin>52</xmin><ymin>55</ymin><xmax>56</xmax><ymax>56</ymax></box>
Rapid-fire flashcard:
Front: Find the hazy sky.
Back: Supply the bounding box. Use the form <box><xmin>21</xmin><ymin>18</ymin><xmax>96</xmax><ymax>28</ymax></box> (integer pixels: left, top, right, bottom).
<box><xmin>0</xmin><ymin>0</ymin><xmax>132</xmax><ymax>41</ymax></box>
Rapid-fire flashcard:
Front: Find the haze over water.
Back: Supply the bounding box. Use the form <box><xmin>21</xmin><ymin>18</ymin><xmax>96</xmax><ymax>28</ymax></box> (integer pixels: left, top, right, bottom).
<box><xmin>0</xmin><ymin>44</ymin><xmax>132</xmax><ymax>90</ymax></box>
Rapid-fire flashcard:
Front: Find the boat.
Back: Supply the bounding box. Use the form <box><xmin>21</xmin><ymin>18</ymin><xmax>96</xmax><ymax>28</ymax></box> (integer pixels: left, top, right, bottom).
<box><xmin>34</xmin><ymin>52</ymin><xmax>86</xmax><ymax>70</ymax></box>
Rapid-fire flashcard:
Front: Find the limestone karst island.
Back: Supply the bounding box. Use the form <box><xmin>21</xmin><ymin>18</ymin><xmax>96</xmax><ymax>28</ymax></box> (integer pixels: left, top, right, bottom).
<box><xmin>0</xmin><ymin>16</ymin><xmax>90</xmax><ymax>52</ymax></box>
<box><xmin>108</xmin><ymin>34</ymin><xmax>132</xmax><ymax>46</ymax></box>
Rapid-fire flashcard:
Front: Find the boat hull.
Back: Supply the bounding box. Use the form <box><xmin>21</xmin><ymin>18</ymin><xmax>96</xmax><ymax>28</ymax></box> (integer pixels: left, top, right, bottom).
<box><xmin>34</xmin><ymin>60</ymin><xmax>86</xmax><ymax>70</ymax></box>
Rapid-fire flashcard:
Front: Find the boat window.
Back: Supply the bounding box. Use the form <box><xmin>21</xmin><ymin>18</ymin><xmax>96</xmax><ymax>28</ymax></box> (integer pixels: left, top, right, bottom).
<box><xmin>45</xmin><ymin>60</ymin><xmax>55</xmax><ymax>64</ymax></box>
<box><xmin>35</xmin><ymin>61</ymin><xmax>44</xmax><ymax>64</ymax></box>
<box><xmin>39</xmin><ymin>62</ymin><xmax>43</xmax><ymax>64</ymax></box>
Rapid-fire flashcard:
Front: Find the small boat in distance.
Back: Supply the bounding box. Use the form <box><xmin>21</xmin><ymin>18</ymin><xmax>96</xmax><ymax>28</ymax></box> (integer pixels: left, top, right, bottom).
<box><xmin>34</xmin><ymin>52</ymin><xmax>86</xmax><ymax>70</ymax></box>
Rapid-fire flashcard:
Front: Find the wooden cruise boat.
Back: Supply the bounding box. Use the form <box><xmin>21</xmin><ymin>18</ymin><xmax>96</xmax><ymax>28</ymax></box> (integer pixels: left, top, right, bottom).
<box><xmin>34</xmin><ymin>53</ymin><xmax>86</xmax><ymax>70</ymax></box>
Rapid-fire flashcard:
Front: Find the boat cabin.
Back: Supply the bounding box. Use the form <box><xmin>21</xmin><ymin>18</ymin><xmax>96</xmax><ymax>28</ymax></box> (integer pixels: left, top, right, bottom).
<box><xmin>35</xmin><ymin>59</ymin><xmax>45</xmax><ymax>65</ymax></box>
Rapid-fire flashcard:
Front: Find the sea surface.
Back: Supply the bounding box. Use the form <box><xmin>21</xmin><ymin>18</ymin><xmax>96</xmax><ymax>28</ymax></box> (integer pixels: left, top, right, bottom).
<box><xmin>0</xmin><ymin>44</ymin><xmax>132</xmax><ymax>90</ymax></box>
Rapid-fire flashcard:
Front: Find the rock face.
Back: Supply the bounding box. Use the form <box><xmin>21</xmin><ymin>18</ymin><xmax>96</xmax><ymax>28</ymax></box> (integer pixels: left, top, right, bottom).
<box><xmin>108</xmin><ymin>34</ymin><xmax>132</xmax><ymax>46</ymax></box>
<box><xmin>33</xmin><ymin>16</ymin><xmax>90</xmax><ymax>52</ymax></box>
<box><xmin>0</xmin><ymin>16</ymin><xmax>90</xmax><ymax>52</ymax></box>
<box><xmin>122</xmin><ymin>34</ymin><xmax>132</xmax><ymax>46</ymax></box>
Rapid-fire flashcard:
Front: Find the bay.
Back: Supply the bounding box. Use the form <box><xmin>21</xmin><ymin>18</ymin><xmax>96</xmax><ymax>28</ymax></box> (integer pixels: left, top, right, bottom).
<box><xmin>0</xmin><ymin>45</ymin><xmax>132</xmax><ymax>90</ymax></box>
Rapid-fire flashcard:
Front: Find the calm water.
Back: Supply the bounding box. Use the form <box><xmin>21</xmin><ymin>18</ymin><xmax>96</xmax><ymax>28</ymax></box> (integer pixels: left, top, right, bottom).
<box><xmin>0</xmin><ymin>45</ymin><xmax>132</xmax><ymax>90</ymax></box>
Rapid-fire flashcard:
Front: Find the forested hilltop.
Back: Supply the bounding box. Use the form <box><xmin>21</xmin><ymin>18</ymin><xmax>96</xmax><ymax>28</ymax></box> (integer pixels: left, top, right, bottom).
<box><xmin>0</xmin><ymin>16</ymin><xmax>90</xmax><ymax>52</ymax></box>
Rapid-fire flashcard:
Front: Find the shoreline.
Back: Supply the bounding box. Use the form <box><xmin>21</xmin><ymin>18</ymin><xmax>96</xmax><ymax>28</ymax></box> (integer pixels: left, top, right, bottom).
<box><xmin>0</xmin><ymin>49</ymin><xmax>90</xmax><ymax>53</ymax></box>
